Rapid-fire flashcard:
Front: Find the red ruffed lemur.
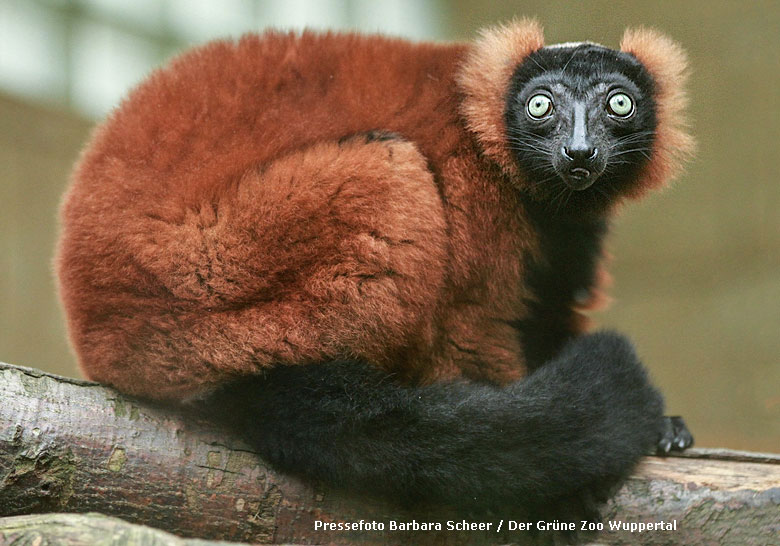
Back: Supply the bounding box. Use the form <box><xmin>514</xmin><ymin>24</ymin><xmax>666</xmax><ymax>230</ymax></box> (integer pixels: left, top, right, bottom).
<box><xmin>57</xmin><ymin>20</ymin><xmax>695</xmax><ymax>522</ymax></box>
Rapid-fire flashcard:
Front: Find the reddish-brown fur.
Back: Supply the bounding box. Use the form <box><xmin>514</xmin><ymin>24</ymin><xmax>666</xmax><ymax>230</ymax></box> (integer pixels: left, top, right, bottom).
<box><xmin>57</xmin><ymin>20</ymin><xmax>690</xmax><ymax>401</ymax></box>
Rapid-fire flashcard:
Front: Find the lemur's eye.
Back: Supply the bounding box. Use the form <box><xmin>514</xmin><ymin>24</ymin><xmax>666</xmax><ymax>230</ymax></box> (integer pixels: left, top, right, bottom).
<box><xmin>607</xmin><ymin>92</ymin><xmax>634</xmax><ymax>117</ymax></box>
<box><xmin>527</xmin><ymin>94</ymin><xmax>553</xmax><ymax>119</ymax></box>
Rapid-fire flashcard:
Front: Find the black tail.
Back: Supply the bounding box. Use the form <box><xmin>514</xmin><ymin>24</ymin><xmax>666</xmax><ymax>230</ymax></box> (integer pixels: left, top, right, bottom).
<box><xmin>200</xmin><ymin>331</ymin><xmax>664</xmax><ymax>517</ymax></box>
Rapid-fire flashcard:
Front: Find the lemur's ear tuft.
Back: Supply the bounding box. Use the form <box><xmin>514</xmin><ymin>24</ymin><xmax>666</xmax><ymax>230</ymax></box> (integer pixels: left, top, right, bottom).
<box><xmin>457</xmin><ymin>19</ymin><xmax>545</xmax><ymax>176</ymax></box>
<box><xmin>620</xmin><ymin>28</ymin><xmax>695</xmax><ymax>195</ymax></box>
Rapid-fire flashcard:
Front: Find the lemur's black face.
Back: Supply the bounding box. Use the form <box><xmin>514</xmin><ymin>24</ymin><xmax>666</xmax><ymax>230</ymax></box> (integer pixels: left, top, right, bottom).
<box><xmin>505</xmin><ymin>44</ymin><xmax>657</xmax><ymax>212</ymax></box>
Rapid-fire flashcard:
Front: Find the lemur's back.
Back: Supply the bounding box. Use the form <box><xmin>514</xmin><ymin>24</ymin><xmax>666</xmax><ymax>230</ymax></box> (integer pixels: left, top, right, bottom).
<box><xmin>73</xmin><ymin>31</ymin><xmax>468</xmax><ymax>205</ymax></box>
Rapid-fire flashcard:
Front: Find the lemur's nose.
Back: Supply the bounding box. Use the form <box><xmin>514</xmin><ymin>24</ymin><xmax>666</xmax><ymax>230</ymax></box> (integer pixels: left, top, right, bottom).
<box><xmin>562</xmin><ymin>145</ymin><xmax>598</xmax><ymax>163</ymax></box>
<box><xmin>563</xmin><ymin>101</ymin><xmax>598</xmax><ymax>165</ymax></box>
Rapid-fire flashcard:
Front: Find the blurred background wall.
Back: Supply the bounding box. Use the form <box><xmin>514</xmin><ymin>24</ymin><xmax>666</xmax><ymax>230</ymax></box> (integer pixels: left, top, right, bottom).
<box><xmin>1</xmin><ymin>0</ymin><xmax>777</xmax><ymax>452</ymax></box>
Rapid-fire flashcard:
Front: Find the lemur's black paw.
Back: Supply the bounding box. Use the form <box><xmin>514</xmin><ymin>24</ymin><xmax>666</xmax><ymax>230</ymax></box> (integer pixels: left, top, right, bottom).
<box><xmin>656</xmin><ymin>415</ymin><xmax>694</xmax><ymax>454</ymax></box>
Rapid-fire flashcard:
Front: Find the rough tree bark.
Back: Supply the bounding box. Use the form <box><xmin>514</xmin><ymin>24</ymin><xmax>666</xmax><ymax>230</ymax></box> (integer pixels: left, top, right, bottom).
<box><xmin>0</xmin><ymin>361</ymin><xmax>778</xmax><ymax>545</ymax></box>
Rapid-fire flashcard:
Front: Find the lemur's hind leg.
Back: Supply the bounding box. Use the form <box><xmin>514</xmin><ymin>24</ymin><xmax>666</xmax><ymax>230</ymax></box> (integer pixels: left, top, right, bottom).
<box><xmin>70</xmin><ymin>133</ymin><xmax>448</xmax><ymax>400</ymax></box>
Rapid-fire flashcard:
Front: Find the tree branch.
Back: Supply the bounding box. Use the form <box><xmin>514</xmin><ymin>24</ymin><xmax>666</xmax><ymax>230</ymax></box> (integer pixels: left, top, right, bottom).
<box><xmin>1</xmin><ymin>361</ymin><xmax>778</xmax><ymax>545</ymax></box>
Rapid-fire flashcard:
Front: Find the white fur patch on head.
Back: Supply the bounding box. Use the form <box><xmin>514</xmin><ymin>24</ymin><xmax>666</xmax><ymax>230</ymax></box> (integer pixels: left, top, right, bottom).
<box><xmin>545</xmin><ymin>41</ymin><xmax>603</xmax><ymax>49</ymax></box>
<box><xmin>457</xmin><ymin>18</ymin><xmax>545</xmax><ymax>176</ymax></box>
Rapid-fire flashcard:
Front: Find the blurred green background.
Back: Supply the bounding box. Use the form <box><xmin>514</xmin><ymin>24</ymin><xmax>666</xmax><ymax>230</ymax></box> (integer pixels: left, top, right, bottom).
<box><xmin>1</xmin><ymin>0</ymin><xmax>778</xmax><ymax>452</ymax></box>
